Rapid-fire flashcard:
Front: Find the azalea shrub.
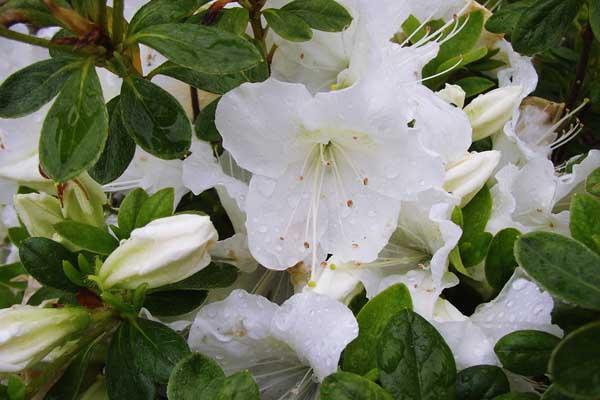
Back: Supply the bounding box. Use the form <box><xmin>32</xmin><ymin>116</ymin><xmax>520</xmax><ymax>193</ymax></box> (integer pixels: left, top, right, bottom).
<box><xmin>1</xmin><ymin>0</ymin><xmax>600</xmax><ymax>399</ymax></box>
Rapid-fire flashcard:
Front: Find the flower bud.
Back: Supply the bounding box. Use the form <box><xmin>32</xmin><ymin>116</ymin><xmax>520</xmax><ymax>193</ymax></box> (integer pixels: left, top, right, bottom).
<box><xmin>13</xmin><ymin>192</ymin><xmax>63</xmax><ymax>238</ymax></box>
<box><xmin>464</xmin><ymin>86</ymin><xmax>522</xmax><ymax>141</ymax></box>
<box><xmin>98</xmin><ymin>214</ymin><xmax>218</xmax><ymax>289</ymax></box>
<box><xmin>444</xmin><ymin>150</ymin><xmax>500</xmax><ymax>206</ymax></box>
<box><xmin>61</xmin><ymin>173</ymin><xmax>107</xmax><ymax>228</ymax></box>
<box><xmin>437</xmin><ymin>84</ymin><xmax>466</xmax><ymax>109</ymax></box>
<box><xmin>0</xmin><ymin>305</ymin><xmax>91</xmax><ymax>372</ymax></box>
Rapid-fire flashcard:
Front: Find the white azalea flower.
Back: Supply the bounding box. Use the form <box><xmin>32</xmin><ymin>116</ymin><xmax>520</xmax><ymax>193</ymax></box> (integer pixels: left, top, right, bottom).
<box><xmin>188</xmin><ymin>289</ymin><xmax>358</xmax><ymax>399</ymax></box>
<box><xmin>431</xmin><ymin>270</ymin><xmax>563</xmax><ymax>370</ymax></box>
<box><xmin>486</xmin><ymin>150</ymin><xmax>600</xmax><ymax>235</ymax></box>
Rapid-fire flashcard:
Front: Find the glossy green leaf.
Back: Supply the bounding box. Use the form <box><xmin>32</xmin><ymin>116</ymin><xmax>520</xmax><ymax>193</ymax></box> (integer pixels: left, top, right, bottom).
<box><xmin>281</xmin><ymin>0</ymin><xmax>352</xmax><ymax>32</ymax></box>
<box><xmin>120</xmin><ymin>75</ymin><xmax>191</xmax><ymax>159</ymax></box>
<box><xmin>436</xmin><ymin>47</ymin><xmax>488</xmax><ymax>75</ymax></box>
<box><xmin>263</xmin><ymin>8</ymin><xmax>313</xmax><ymax>42</ymax></box>
<box><xmin>549</xmin><ymin>322</ymin><xmax>600</xmax><ymax>398</ymax></box>
<box><xmin>19</xmin><ymin>237</ymin><xmax>79</xmax><ymax>291</ymax></box>
<box><xmin>343</xmin><ymin>283</ymin><xmax>413</xmax><ymax>375</ymax></box>
<box><xmin>456</xmin><ymin>365</ymin><xmax>510</xmax><ymax>400</ymax></box>
<box><xmin>128</xmin><ymin>0</ymin><xmax>209</xmax><ymax>34</ymax></box>
<box><xmin>39</xmin><ymin>61</ymin><xmax>108</xmax><ymax>182</ymax></box>
<box><xmin>515</xmin><ymin>232</ymin><xmax>600</xmax><ymax>310</ymax></box>
<box><xmin>88</xmin><ymin>96</ymin><xmax>136</xmax><ymax>184</ymax></box>
<box><xmin>569</xmin><ymin>193</ymin><xmax>600</xmax><ymax>254</ymax></box>
<box><xmin>485</xmin><ymin>228</ymin><xmax>521</xmax><ymax>290</ymax></box>
<box><xmin>455</xmin><ymin>76</ymin><xmax>496</xmax><ymax>98</ymax></box>
<box><xmin>0</xmin><ymin>0</ymin><xmax>67</xmax><ymax>27</ymax></box>
<box><xmin>118</xmin><ymin>188</ymin><xmax>149</xmax><ymax>238</ymax></box>
<box><xmin>214</xmin><ymin>8</ymin><xmax>250</xmax><ymax>35</ymax></box>
<box><xmin>459</xmin><ymin>185</ymin><xmax>493</xmax><ymax>267</ymax></box>
<box><xmin>167</xmin><ymin>353</ymin><xmax>225</xmax><ymax>400</ymax></box>
<box><xmin>541</xmin><ymin>385</ymin><xmax>574</xmax><ymax>400</ymax></box>
<box><xmin>27</xmin><ymin>286</ymin><xmax>77</xmax><ymax>305</ymax></box>
<box><xmin>320</xmin><ymin>372</ymin><xmax>393</xmax><ymax>400</ymax></box>
<box><xmin>144</xmin><ymin>290</ymin><xmax>207</xmax><ymax>316</ymax></box>
<box><xmin>512</xmin><ymin>0</ymin><xmax>581</xmax><ymax>55</ymax></box>
<box><xmin>485</xmin><ymin>0</ymin><xmax>536</xmax><ymax>34</ymax></box>
<box><xmin>199</xmin><ymin>371</ymin><xmax>260</xmax><ymax>399</ymax></box>
<box><xmin>131</xmin><ymin>23</ymin><xmax>263</xmax><ymax>75</ymax></box>
<box><xmin>494</xmin><ymin>330</ymin><xmax>560</xmax><ymax>376</ymax></box>
<box><xmin>0</xmin><ymin>58</ymin><xmax>77</xmax><ymax>118</ymax></box>
<box><xmin>586</xmin><ymin>167</ymin><xmax>600</xmax><ymax>197</ymax></box>
<box><xmin>157</xmin><ymin>262</ymin><xmax>238</xmax><ymax>291</ymax></box>
<box><xmin>7</xmin><ymin>226</ymin><xmax>29</xmax><ymax>247</ymax></box>
<box><xmin>195</xmin><ymin>98</ymin><xmax>221</xmax><ymax>142</ymax></box>
<box><xmin>377</xmin><ymin>309</ymin><xmax>456</xmax><ymax>400</ymax></box>
<box><xmin>135</xmin><ymin>187</ymin><xmax>174</xmax><ymax>228</ymax></box>
<box><xmin>54</xmin><ymin>221</ymin><xmax>118</xmax><ymax>255</ymax></box>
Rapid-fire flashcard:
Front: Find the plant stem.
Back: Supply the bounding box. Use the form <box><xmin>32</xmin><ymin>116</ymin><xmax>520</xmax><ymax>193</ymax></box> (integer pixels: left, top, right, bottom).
<box><xmin>249</xmin><ymin>0</ymin><xmax>268</xmax><ymax>61</ymax></box>
<box><xmin>0</xmin><ymin>26</ymin><xmax>104</xmax><ymax>56</ymax></box>
<box><xmin>112</xmin><ymin>0</ymin><xmax>124</xmax><ymax>45</ymax></box>
<box><xmin>190</xmin><ymin>86</ymin><xmax>200</xmax><ymax>120</ymax></box>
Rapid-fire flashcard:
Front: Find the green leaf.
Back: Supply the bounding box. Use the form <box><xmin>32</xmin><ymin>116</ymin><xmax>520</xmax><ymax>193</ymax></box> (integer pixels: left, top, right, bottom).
<box><xmin>150</xmin><ymin>60</ymin><xmax>269</xmax><ymax>95</ymax></box>
<box><xmin>492</xmin><ymin>394</ymin><xmax>539</xmax><ymax>400</ymax></box>
<box><xmin>512</xmin><ymin>0</ymin><xmax>581</xmax><ymax>55</ymax></box>
<box><xmin>120</xmin><ymin>75</ymin><xmax>191</xmax><ymax>159</ymax></box>
<box><xmin>129</xmin><ymin>318</ymin><xmax>191</xmax><ymax>384</ymax></box>
<box><xmin>143</xmin><ymin>290</ymin><xmax>207</xmax><ymax>316</ymax></box>
<box><xmin>213</xmin><ymin>8</ymin><xmax>250</xmax><ymax>35</ymax></box>
<box><xmin>485</xmin><ymin>228</ymin><xmax>521</xmax><ymax>290</ymax></box>
<box><xmin>135</xmin><ymin>187</ymin><xmax>175</xmax><ymax>228</ymax></box>
<box><xmin>342</xmin><ymin>284</ymin><xmax>413</xmax><ymax>375</ymax></box>
<box><xmin>549</xmin><ymin>322</ymin><xmax>600</xmax><ymax>399</ymax></box>
<box><xmin>456</xmin><ymin>365</ymin><xmax>510</xmax><ymax>400</ymax></box>
<box><xmin>263</xmin><ymin>8</ymin><xmax>313</xmax><ymax>42</ymax></box>
<box><xmin>118</xmin><ymin>188</ymin><xmax>149</xmax><ymax>238</ymax></box>
<box><xmin>281</xmin><ymin>0</ymin><xmax>352</xmax><ymax>32</ymax></box>
<box><xmin>514</xmin><ymin>232</ymin><xmax>600</xmax><ymax>310</ymax></box>
<box><xmin>131</xmin><ymin>23</ymin><xmax>263</xmax><ymax>75</ymax></box>
<box><xmin>27</xmin><ymin>286</ymin><xmax>77</xmax><ymax>305</ymax></box>
<box><xmin>19</xmin><ymin>237</ymin><xmax>79</xmax><ymax>291</ymax></box>
<box><xmin>195</xmin><ymin>98</ymin><xmax>221</xmax><ymax>142</ymax></box>
<box><xmin>45</xmin><ymin>335</ymin><xmax>104</xmax><ymax>400</ymax></box>
<box><xmin>541</xmin><ymin>385</ymin><xmax>574</xmax><ymax>400</ymax></box>
<box><xmin>435</xmin><ymin>47</ymin><xmax>489</xmax><ymax>76</ymax></box>
<box><xmin>128</xmin><ymin>0</ymin><xmax>209</xmax><ymax>34</ymax></box>
<box><xmin>569</xmin><ymin>193</ymin><xmax>600</xmax><ymax>254</ymax></box>
<box><xmin>0</xmin><ymin>285</ymin><xmax>22</xmax><ymax>308</ymax></box>
<box><xmin>455</xmin><ymin>76</ymin><xmax>496</xmax><ymax>98</ymax></box>
<box><xmin>54</xmin><ymin>221</ymin><xmax>118</xmax><ymax>255</ymax></box>
<box><xmin>39</xmin><ymin>61</ymin><xmax>108</xmax><ymax>182</ymax></box>
<box><xmin>88</xmin><ymin>96</ymin><xmax>136</xmax><ymax>184</ymax></box>
<box><xmin>485</xmin><ymin>0</ymin><xmax>536</xmax><ymax>34</ymax></box>
<box><xmin>0</xmin><ymin>262</ymin><xmax>26</xmax><ymax>282</ymax></box>
<box><xmin>494</xmin><ymin>330</ymin><xmax>560</xmax><ymax>376</ymax></box>
<box><xmin>8</xmin><ymin>226</ymin><xmax>30</xmax><ymax>247</ymax></box>
<box><xmin>167</xmin><ymin>353</ymin><xmax>225</xmax><ymax>400</ymax></box>
<box><xmin>199</xmin><ymin>371</ymin><xmax>260</xmax><ymax>400</ymax></box>
<box><xmin>156</xmin><ymin>262</ymin><xmax>239</xmax><ymax>291</ymax></box>
<box><xmin>106</xmin><ymin>323</ymin><xmax>156</xmax><ymax>400</ymax></box>
<box><xmin>320</xmin><ymin>372</ymin><xmax>393</xmax><ymax>400</ymax></box>
<box><xmin>0</xmin><ymin>58</ymin><xmax>77</xmax><ymax>118</ymax></box>
<box><xmin>377</xmin><ymin>309</ymin><xmax>456</xmax><ymax>400</ymax></box>
<box><xmin>586</xmin><ymin>167</ymin><xmax>600</xmax><ymax>197</ymax></box>
<box><xmin>0</xmin><ymin>0</ymin><xmax>67</xmax><ymax>28</ymax></box>
<box><xmin>6</xmin><ymin>377</ymin><xmax>25</xmax><ymax>400</ymax></box>
<box><xmin>592</xmin><ymin>0</ymin><xmax>600</xmax><ymax>42</ymax></box>
<box><xmin>459</xmin><ymin>185</ymin><xmax>493</xmax><ymax>267</ymax></box>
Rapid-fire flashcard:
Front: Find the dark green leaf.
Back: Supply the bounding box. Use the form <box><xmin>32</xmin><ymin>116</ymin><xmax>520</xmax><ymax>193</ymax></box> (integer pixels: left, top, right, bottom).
<box><xmin>569</xmin><ymin>193</ymin><xmax>600</xmax><ymax>254</ymax></box>
<box><xmin>167</xmin><ymin>353</ymin><xmax>225</xmax><ymax>400</ymax></box>
<box><xmin>541</xmin><ymin>385</ymin><xmax>574</xmax><ymax>400</ymax></box>
<box><xmin>106</xmin><ymin>323</ymin><xmax>156</xmax><ymax>400</ymax></box>
<box><xmin>7</xmin><ymin>227</ymin><xmax>29</xmax><ymax>247</ymax></box>
<box><xmin>492</xmin><ymin>394</ymin><xmax>539</xmax><ymax>400</ymax></box>
<box><xmin>128</xmin><ymin>0</ymin><xmax>209</xmax><ymax>34</ymax></box>
<box><xmin>455</xmin><ymin>77</ymin><xmax>496</xmax><ymax>98</ymax></box>
<box><xmin>377</xmin><ymin>309</ymin><xmax>456</xmax><ymax>400</ymax></box>
<box><xmin>0</xmin><ymin>58</ymin><xmax>77</xmax><ymax>118</ymax></box>
<box><xmin>512</xmin><ymin>0</ymin><xmax>581</xmax><ymax>55</ymax></box>
<box><xmin>120</xmin><ymin>75</ymin><xmax>191</xmax><ymax>159</ymax></box>
<box><xmin>199</xmin><ymin>371</ymin><xmax>260</xmax><ymax>400</ymax></box>
<box><xmin>54</xmin><ymin>221</ymin><xmax>118</xmax><ymax>255</ymax></box>
<box><xmin>135</xmin><ymin>187</ymin><xmax>175</xmax><ymax>228</ymax></box>
<box><xmin>88</xmin><ymin>96</ymin><xmax>136</xmax><ymax>184</ymax></box>
<box><xmin>0</xmin><ymin>0</ymin><xmax>67</xmax><ymax>27</ymax></box>
<box><xmin>118</xmin><ymin>188</ymin><xmax>149</xmax><ymax>238</ymax></box>
<box><xmin>263</xmin><ymin>8</ymin><xmax>313</xmax><ymax>42</ymax></box>
<box><xmin>144</xmin><ymin>290</ymin><xmax>207</xmax><ymax>316</ymax></box>
<box><xmin>459</xmin><ymin>185</ymin><xmax>493</xmax><ymax>267</ymax></box>
<box><xmin>27</xmin><ymin>286</ymin><xmax>77</xmax><ymax>305</ymax></box>
<box><xmin>0</xmin><ymin>262</ymin><xmax>26</xmax><ymax>282</ymax></box>
<box><xmin>19</xmin><ymin>237</ymin><xmax>79</xmax><ymax>291</ymax></box>
<box><xmin>320</xmin><ymin>372</ymin><xmax>393</xmax><ymax>400</ymax></box>
<box><xmin>485</xmin><ymin>0</ymin><xmax>536</xmax><ymax>34</ymax></box>
<box><xmin>485</xmin><ymin>228</ymin><xmax>521</xmax><ymax>290</ymax></box>
<box><xmin>0</xmin><ymin>285</ymin><xmax>22</xmax><ymax>308</ymax></box>
<box><xmin>456</xmin><ymin>365</ymin><xmax>510</xmax><ymax>400</ymax></box>
<box><xmin>494</xmin><ymin>330</ymin><xmax>560</xmax><ymax>376</ymax></box>
<box><xmin>592</xmin><ymin>0</ymin><xmax>600</xmax><ymax>42</ymax></box>
<box><xmin>39</xmin><ymin>61</ymin><xmax>108</xmax><ymax>182</ymax></box>
<box><xmin>282</xmin><ymin>0</ymin><xmax>352</xmax><ymax>32</ymax></box>
<box><xmin>195</xmin><ymin>98</ymin><xmax>221</xmax><ymax>142</ymax></box>
<box><xmin>343</xmin><ymin>284</ymin><xmax>413</xmax><ymax>375</ymax></box>
<box><xmin>549</xmin><ymin>322</ymin><xmax>600</xmax><ymax>398</ymax></box>
<box><xmin>214</xmin><ymin>8</ymin><xmax>250</xmax><ymax>35</ymax></box>
<box><xmin>131</xmin><ymin>23</ymin><xmax>263</xmax><ymax>75</ymax></box>
<box><xmin>586</xmin><ymin>167</ymin><xmax>600</xmax><ymax>197</ymax></box>
<box><xmin>157</xmin><ymin>262</ymin><xmax>238</xmax><ymax>291</ymax></box>
<box><xmin>515</xmin><ymin>232</ymin><xmax>600</xmax><ymax>310</ymax></box>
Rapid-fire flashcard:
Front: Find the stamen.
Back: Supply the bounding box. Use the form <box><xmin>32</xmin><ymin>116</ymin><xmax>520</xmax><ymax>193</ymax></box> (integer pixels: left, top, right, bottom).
<box><xmin>403</xmin><ymin>57</ymin><xmax>463</xmax><ymax>85</ymax></box>
<box><xmin>399</xmin><ymin>9</ymin><xmax>439</xmax><ymax>47</ymax></box>
<box><xmin>331</xmin><ymin>142</ymin><xmax>366</xmax><ymax>184</ymax></box>
<box><xmin>536</xmin><ymin>99</ymin><xmax>589</xmax><ymax>146</ymax></box>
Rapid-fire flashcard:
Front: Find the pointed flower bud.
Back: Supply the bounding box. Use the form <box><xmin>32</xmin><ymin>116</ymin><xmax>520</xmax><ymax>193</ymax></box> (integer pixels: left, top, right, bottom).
<box><xmin>444</xmin><ymin>150</ymin><xmax>501</xmax><ymax>206</ymax></box>
<box><xmin>0</xmin><ymin>305</ymin><xmax>91</xmax><ymax>372</ymax></box>
<box><xmin>61</xmin><ymin>173</ymin><xmax>107</xmax><ymax>228</ymax></box>
<box><xmin>13</xmin><ymin>192</ymin><xmax>63</xmax><ymax>238</ymax></box>
<box><xmin>464</xmin><ymin>86</ymin><xmax>522</xmax><ymax>141</ymax></box>
<box><xmin>437</xmin><ymin>84</ymin><xmax>466</xmax><ymax>109</ymax></box>
<box><xmin>98</xmin><ymin>214</ymin><xmax>218</xmax><ymax>289</ymax></box>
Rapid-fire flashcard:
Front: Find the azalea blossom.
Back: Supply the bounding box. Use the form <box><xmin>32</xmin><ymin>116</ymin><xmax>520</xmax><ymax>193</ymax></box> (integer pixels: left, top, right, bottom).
<box><xmin>188</xmin><ymin>289</ymin><xmax>358</xmax><ymax>399</ymax></box>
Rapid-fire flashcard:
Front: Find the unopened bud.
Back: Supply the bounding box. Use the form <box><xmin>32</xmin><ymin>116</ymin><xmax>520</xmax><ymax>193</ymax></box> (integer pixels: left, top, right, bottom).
<box><xmin>464</xmin><ymin>86</ymin><xmax>522</xmax><ymax>141</ymax></box>
<box><xmin>437</xmin><ymin>84</ymin><xmax>466</xmax><ymax>109</ymax></box>
<box><xmin>444</xmin><ymin>150</ymin><xmax>500</xmax><ymax>206</ymax></box>
<box><xmin>13</xmin><ymin>192</ymin><xmax>62</xmax><ymax>238</ymax></box>
<box><xmin>61</xmin><ymin>173</ymin><xmax>107</xmax><ymax>228</ymax></box>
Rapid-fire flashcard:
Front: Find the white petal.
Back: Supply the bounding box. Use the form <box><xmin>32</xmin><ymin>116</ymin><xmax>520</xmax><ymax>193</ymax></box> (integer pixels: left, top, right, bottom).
<box><xmin>271</xmin><ymin>292</ymin><xmax>358</xmax><ymax>381</ymax></box>
<box><xmin>432</xmin><ymin>319</ymin><xmax>497</xmax><ymax>370</ymax></box>
<box><xmin>554</xmin><ymin>149</ymin><xmax>600</xmax><ymax>204</ymax></box>
<box><xmin>210</xmin><ymin>233</ymin><xmax>257</xmax><ymax>273</ymax></box>
<box><xmin>437</xmin><ymin>84</ymin><xmax>466</xmax><ymax>109</ymax></box>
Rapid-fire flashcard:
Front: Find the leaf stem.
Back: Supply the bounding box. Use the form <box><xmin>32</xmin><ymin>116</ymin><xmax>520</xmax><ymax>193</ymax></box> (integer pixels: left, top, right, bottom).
<box><xmin>112</xmin><ymin>0</ymin><xmax>124</xmax><ymax>45</ymax></box>
<box><xmin>0</xmin><ymin>26</ymin><xmax>104</xmax><ymax>56</ymax></box>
